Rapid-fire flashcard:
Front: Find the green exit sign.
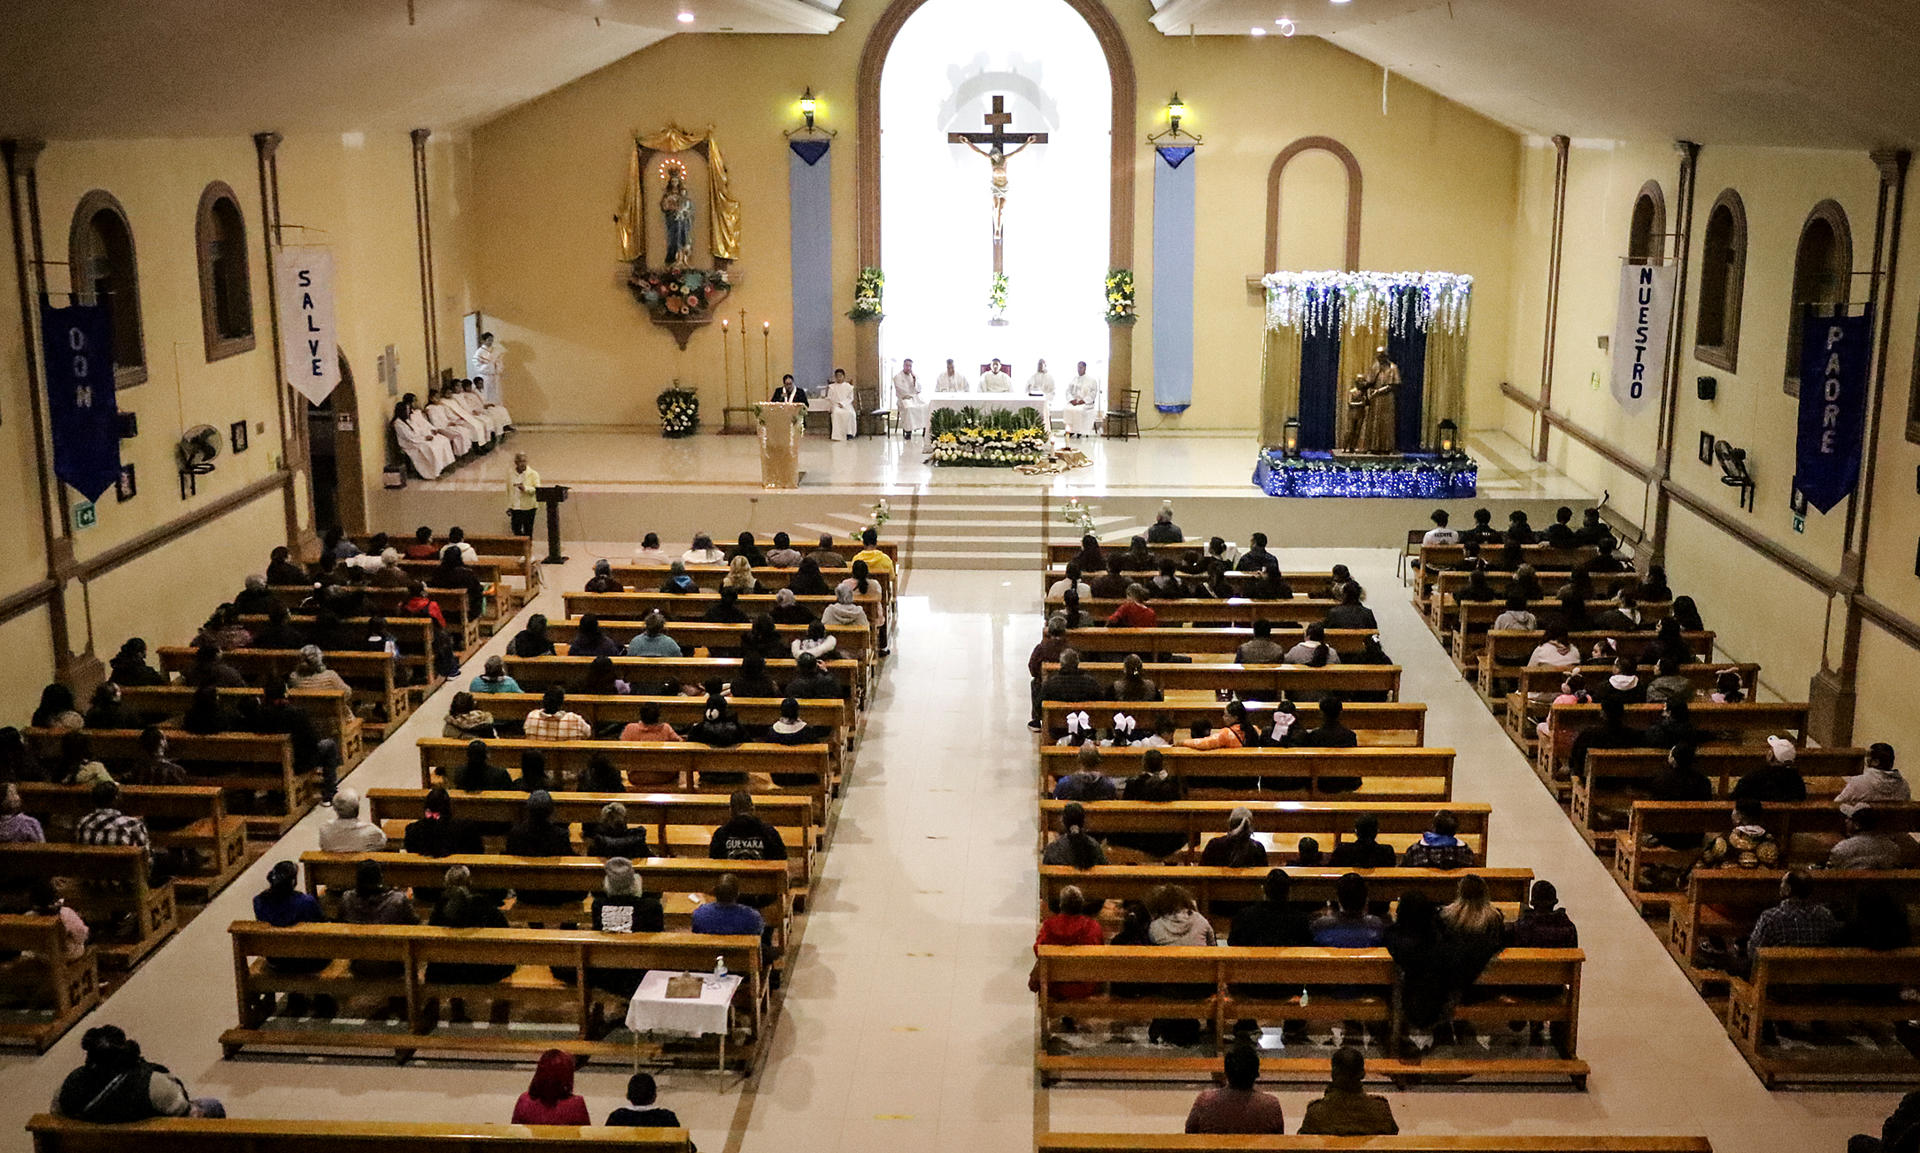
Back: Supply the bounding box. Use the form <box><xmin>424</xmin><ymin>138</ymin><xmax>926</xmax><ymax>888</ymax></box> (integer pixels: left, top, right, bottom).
<box><xmin>73</xmin><ymin>501</ymin><xmax>97</xmax><ymax>530</ymax></box>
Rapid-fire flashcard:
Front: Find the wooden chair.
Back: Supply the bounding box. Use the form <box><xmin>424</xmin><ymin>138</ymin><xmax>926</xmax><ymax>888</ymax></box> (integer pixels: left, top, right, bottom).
<box><xmin>0</xmin><ymin>916</ymin><xmax>100</xmax><ymax>1053</ymax></box>
<box><xmin>1103</xmin><ymin>389</ymin><xmax>1141</xmax><ymax>439</ymax></box>
<box><xmin>855</xmin><ymin>386</ymin><xmax>892</xmax><ymax>437</ymax></box>
<box><xmin>29</xmin><ymin>1116</ymin><xmax>689</xmax><ymax>1153</ymax></box>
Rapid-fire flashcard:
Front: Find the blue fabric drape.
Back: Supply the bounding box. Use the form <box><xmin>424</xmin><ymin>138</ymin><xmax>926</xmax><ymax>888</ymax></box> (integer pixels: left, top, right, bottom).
<box><xmin>1297</xmin><ymin>292</ymin><xmax>1341</xmax><ymax>450</ymax></box>
<box><xmin>788</xmin><ymin>142</ymin><xmax>833</xmax><ymax>393</ymax></box>
<box><xmin>40</xmin><ymin>298</ymin><xmax>122</xmax><ymax>502</ymax></box>
<box><xmin>1151</xmin><ymin>146</ymin><xmax>1195</xmax><ymax>413</ymax></box>
<box><xmin>1388</xmin><ymin>287</ymin><xmax>1428</xmax><ymax>453</ymax></box>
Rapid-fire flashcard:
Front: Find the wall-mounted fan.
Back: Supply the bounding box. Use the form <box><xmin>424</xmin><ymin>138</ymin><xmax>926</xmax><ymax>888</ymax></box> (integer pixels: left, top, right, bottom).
<box><xmin>177</xmin><ymin>424</ymin><xmax>222</xmax><ymax>498</ymax></box>
<box><xmin>1713</xmin><ymin>439</ymin><xmax>1755</xmax><ymax>512</ymax></box>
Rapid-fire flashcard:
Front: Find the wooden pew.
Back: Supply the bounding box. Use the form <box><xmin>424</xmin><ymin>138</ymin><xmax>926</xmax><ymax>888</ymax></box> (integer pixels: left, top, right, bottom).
<box><xmin>355</xmin><ymin>529</ymin><xmax>540</xmax><ymax>591</ymax></box>
<box><xmin>299</xmin><ymin>853</ymin><xmax>793</xmax><ymax>944</ymax></box>
<box><xmin>238</xmin><ymin>613</ymin><xmax>440</xmax><ymax>685</ymax></box>
<box><xmin>1032</xmin><ymin>945</ymin><xmax>1587</xmax><ymax>1087</ymax></box>
<box><xmin>1039</xmin><ymin>800</ymin><xmax>1492</xmax><ymax>864</ymax></box>
<box><xmin>269</xmin><ymin>585</ymin><xmax>481</xmax><ymax>653</ymax></box>
<box><xmin>1063</xmin><ymin>627</ymin><xmax>1383</xmax><ymax>660</ymax></box>
<box><xmin>0</xmin><ymin>916</ymin><xmax>99</xmax><ymax>1053</ymax></box>
<box><xmin>1068</xmin><ymin>599</ymin><xmax>1343</xmax><ymax>626</ymax></box>
<box><xmin>27</xmin><ymin>727</ymin><xmax>311</xmax><ymax>838</ymax></box>
<box><xmin>1536</xmin><ymin>702</ymin><xmax>1811</xmax><ymax>788</ymax></box>
<box><xmin>117</xmin><ymin>684</ymin><xmax>365</xmax><ymax>764</ymax></box>
<box><xmin>1727</xmin><ymin>947</ymin><xmax>1920</xmax><ymax>1087</ymax></box>
<box><xmin>18</xmin><ymin>782</ymin><xmax>248</xmax><ymax>899</ymax></box>
<box><xmin>563</xmin><ymin>589</ymin><xmax>879</xmax><ymax>625</ymax></box>
<box><xmin>1448</xmin><ymin>597</ymin><xmax>1672</xmax><ymax>667</ymax></box>
<box><xmin>363</xmin><ymin>789</ymin><xmax>819</xmax><ymax>892</ymax></box>
<box><xmin>1500</xmin><ymin>662</ymin><xmax>1758</xmax><ymax>741</ymax></box>
<box><xmin>456</xmin><ymin>692</ymin><xmax>850</xmax><ymax>751</ymax></box>
<box><xmin>1425</xmin><ymin>568</ymin><xmax>1642</xmax><ymax>632</ymax></box>
<box><xmin>157</xmin><ymin>645</ymin><xmax>416</xmax><ymax>738</ymax></box>
<box><xmin>221</xmin><ymin>921</ymin><xmax>766</xmax><ymax>1065</ymax></box>
<box><xmin>1039</xmin><ymin>746</ymin><xmax>1456</xmax><ymax>803</ymax></box>
<box><xmin>1667</xmin><ymin>869</ymin><xmax>1920</xmax><ymax>984</ymax></box>
<box><xmin>1043</xmin><ymin>567</ymin><xmax>1338</xmax><ymax>599</ymax></box>
<box><xmin>0</xmin><ymin>844</ymin><xmax>176</xmax><ymax>968</ymax></box>
<box><xmin>1610</xmin><ymin>798</ymin><xmax>1914</xmax><ymax>912</ymax></box>
<box><xmin>606</xmin><ymin>564</ymin><xmax>895</xmax><ymax>606</ymax></box>
<box><xmin>1040</xmin><ymin>701</ymin><xmax>1427</xmax><ymax>747</ymax></box>
<box><xmin>500</xmin><ymin>655</ymin><xmax>861</xmax><ymax>704</ymax></box>
<box><xmin>1044</xmin><ymin>541</ymin><xmax>1234</xmax><ymax>565</ymax></box>
<box><xmin>546</xmin><ymin>618</ymin><xmax>874</xmax><ymax>663</ymax></box>
<box><xmin>1415</xmin><ymin>543</ymin><xmax>1604</xmax><ymax>602</ymax></box>
<box><xmin>1039</xmin><ymin>866</ymin><xmax>1531</xmax><ymax>929</ymax></box>
<box><xmin>416</xmin><ymin>738</ymin><xmax>835</xmax><ymax>818</ymax></box>
<box><xmin>1574</xmin><ymin>744</ymin><xmax>1865</xmax><ymax>851</ymax></box>
<box><xmin>1477</xmin><ymin>631</ymin><xmax>1719</xmax><ymax>704</ymax></box>
<box><xmin>28</xmin><ymin>1116</ymin><xmax>689</xmax><ymax>1153</ymax></box>
<box><xmin>1037</xmin><ymin>1135</ymin><xmax>1710</xmax><ymax>1153</ymax></box>
<box><xmin>384</xmin><ymin>560</ymin><xmax>514</xmax><ymax>630</ymax></box>
<box><xmin>745</xmin><ymin>534</ymin><xmax>899</xmax><ymax>566</ymax></box>
<box><xmin>1051</xmin><ymin>662</ymin><xmax>1403</xmax><ymax>702</ymax></box>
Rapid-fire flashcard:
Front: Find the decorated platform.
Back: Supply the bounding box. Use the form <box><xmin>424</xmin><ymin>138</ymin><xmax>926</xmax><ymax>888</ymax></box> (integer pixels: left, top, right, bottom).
<box><xmin>1253</xmin><ymin>448</ymin><xmax>1477</xmax><ymax>498</ymax></box>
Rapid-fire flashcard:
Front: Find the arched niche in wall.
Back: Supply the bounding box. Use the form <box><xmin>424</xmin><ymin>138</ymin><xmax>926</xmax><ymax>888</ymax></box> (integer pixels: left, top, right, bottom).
<box><xmin>1265</xmin><ymin>136</ymin><xmax>1362</xmax><ymax>273</ymax></box>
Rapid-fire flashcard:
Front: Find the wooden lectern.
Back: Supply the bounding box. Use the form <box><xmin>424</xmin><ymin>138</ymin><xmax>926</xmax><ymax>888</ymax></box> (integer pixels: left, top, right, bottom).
<box><xmin>535</xmin><ymin>484</ymin><xmax>570</xmax><ymax>564</ymax></box>
<box><xmin>755</xmin><ymin>403</ymin><xmax>804</xmax><ymax>489</ymax></box>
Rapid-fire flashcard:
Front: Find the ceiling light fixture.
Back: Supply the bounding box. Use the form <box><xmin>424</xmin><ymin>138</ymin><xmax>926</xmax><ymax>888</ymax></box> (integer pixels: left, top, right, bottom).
<box><xmin>1250</xmin><ymin>25</ymin><xmax>1267</xmax><ymax>35</ymax></box>
<box><xmin>677</xmin><ymin>10</ymin><xmax>695</xmax><ymax>23</ymax></box>
<box><xmin>1276</xmin><ymin>16</ymin><xmax>1296</xmax><ymax>34</ymax></box>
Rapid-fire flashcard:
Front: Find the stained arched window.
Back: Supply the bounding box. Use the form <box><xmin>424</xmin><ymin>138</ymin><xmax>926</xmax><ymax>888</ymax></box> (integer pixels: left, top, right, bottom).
<box><xmin>1693</xmin><ymin>189</ymin><xmax>1747</xmax><ymax>372</ymax></box>
<box><xmin>1784</xmin><ymin>200</ymin><xmax>1853</xmax><ymax>395</ymax></box>
<box><xmin>1627</xmin><ymin>181</ymin><xmax>1665</xmax><ymax>265</ymax></box>
<box><xmin>196</xmin><ymin>181</ymin><xmax>255</xmax><ymax>360</ymax></box>
<box><xmin>68</xmin><ymin>190</ymin><xmax>147</xmax><ymax>386</ymax></box>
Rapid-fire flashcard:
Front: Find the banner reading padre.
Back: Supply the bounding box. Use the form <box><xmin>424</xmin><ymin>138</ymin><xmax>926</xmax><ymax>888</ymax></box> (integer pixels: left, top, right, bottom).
<box><xmin>1794</xmin><ymin>307</ymin><xmax>1873</xmax><ymax>514</ymax></box>
<box><xmin>275</xmin><ymin>246</ymin><xmax>340</xmax><ymax>405</ymax></box>
<box><xmin>1609</xmin><ymin>263</ymin><xmax>1676</xmax><ymax>414</ymax></box>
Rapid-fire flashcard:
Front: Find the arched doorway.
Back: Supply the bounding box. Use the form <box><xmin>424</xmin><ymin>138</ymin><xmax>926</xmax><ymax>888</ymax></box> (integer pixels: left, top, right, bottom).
<box><xmin>307</xmin><ymin>350</ymin><xmax>367</xmax><ymax>533</ymax></box>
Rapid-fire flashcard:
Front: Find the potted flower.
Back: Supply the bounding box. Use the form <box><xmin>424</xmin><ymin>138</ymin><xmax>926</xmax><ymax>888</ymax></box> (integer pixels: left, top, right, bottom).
<box><xmin>848</xmin><ymin>267</ymin><xmax>885</xmax><ymax>321</ymax></box>
<box><xmin>657</xmin><ymin>381</ymin><xmax>700</xmax><ymax>437</ymax></box>
<box><xmin>1105</xmin><ymin>268</ymin><xmax>1136</xmax><ymax>325</ymax></box>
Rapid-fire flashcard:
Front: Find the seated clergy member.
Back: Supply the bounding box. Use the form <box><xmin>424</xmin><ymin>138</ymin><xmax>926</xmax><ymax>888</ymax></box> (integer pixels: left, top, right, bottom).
<box><xmin>980</xmin><ymin>357</ymin><xmax>1012</xmax><ymax>392</ymax></box>
<box><xmin>1185</xmin><ymin>1043</ymin><xmax>1286</xmax><ymax>1135</ymax></box>
<box><xmin>1298</xmin><ymin>1046</ymin><xmax>1398</xmax><ymax>1135</ymax></box>
<box><xmin>893</xmin><ymin>358</ymin><xmax>928</xmax><ymax>438</ymax></box>
<box><xmin>934</xmin><ymin>358</ymin><xmax>969</xmax><ymax>393</ymax></box>
<box><xmin>1062</xmin><ymin>362</ymin><xmax>1099</xmax><ymax>437</ymax></box>
<box><xmin>827</xmin><ymin>369</ymin><xmax>857</xmax><ymax>440</ymax></box>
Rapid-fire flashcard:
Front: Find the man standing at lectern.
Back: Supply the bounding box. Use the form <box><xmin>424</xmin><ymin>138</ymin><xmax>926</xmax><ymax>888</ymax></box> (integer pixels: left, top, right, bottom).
<box><xmin>508</xmin><ymin>452</ymin><xmax>540</xmax><ymax>537</ymax></box>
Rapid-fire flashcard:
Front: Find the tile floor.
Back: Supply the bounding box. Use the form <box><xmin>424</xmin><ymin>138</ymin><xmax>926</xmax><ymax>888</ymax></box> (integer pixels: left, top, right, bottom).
<box><xmin>0</xmin><ymin>545</ymin><xmax>1898</xmax><ymax>1152</ymax></box>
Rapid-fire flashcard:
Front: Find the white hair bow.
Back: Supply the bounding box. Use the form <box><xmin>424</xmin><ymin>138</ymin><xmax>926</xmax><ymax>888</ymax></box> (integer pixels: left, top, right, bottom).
<box><xmin>1065</xmin><ymin>711</ymin><xmax>1091</xmax><ymax>736</ymax></box>
<box><xmin>1111</xmin><ymin>713</ymin><xmax>1136</xmax><ymax>736</ymax></box>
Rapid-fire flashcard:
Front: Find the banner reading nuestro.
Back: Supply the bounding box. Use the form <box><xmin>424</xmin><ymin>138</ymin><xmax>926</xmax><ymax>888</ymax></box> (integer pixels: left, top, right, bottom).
<box><xmin>39</xmin><ymin>298</ymin><xmax>122</xmax><ymax>502</ymax></box>
<box><xmin>275</xmin><ymin>246</ymin><xmax>340</xmax><ymax>405</ymax></box>
<box><xmin>1608</xmin><ymin>263</ymin><xmax>1676</xmax><ymax>414</ymax></box>
<box><xmin>1794</xmin><ymin>307</ymin><xmax>1873</xmax><ymax>514</ymax></box>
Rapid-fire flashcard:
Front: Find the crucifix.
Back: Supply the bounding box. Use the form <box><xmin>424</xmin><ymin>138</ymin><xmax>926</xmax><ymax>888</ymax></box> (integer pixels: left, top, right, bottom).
<box><xmin>949</xmin><ymin>95</ymin><xmax>1048</xmax><ymax>275</ymax></box>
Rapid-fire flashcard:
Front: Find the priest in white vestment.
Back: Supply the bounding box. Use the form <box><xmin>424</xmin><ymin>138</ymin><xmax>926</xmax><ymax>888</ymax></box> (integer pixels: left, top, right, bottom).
<box><xmin>392</xmin><ymin>398</ymin><xmax>454</xmax><ymax>478</ymax></box>
<box><xmin>934</xmin><ymin>359</ymin><xmax>970</xmax><ymax>393</ymax></box>
<box><xmin>423</xmin><ymin>390</ymin><xmax>475</xmax><ymax>455</ymax></box>
<box><xmin>1027</xmin><ymin>359</ymin><xmax>1055</xmax><ymax>399</ymax></box>
<box><xmin>893</xmin><ymin>359</ymin><xmax>928</xmax><ymax>438</ymax></box>
<box><xmin>434</xmin><ymin>387</ymin><xmax>490</xmax><ymax>449</ymax></box>
<box><xmin>827</xmin><ymin>369</ymin><xmax>858</xmax><ymax>440</ymax></box>
<box><xmin>472</xmin><ymin>332</ymin><xmax>506</xmax><ymax>406</ymax></box>
<box><xmin>980</xmin><ymin>358</ymin><xmax>1013</xmax><ymax>393</ymax></box>
<box><xmin>459</xmin><ymin>378</ymin><xmax>511</xmax><ymax>434</ymax></box>
<box><xmin>1063</xmin><ymin>361</ymin><xmax>1100</xmax><ymax>437</ymax></box>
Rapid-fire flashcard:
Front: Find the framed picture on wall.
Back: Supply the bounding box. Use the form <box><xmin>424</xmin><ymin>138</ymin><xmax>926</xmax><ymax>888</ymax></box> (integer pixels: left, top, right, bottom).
<box><xmin>116</xmin><ymin>463</ymin><xmax>137</xmax><ymax>503</ymax></box>
<box><xmin>230</xmin><ymin>421</ymin><xmax>249</xmax><ymax>453</ymax></box>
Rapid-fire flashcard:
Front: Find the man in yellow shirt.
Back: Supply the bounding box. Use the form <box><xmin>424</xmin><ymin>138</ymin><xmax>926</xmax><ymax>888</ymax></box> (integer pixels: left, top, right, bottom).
<box><xmin>849</xmin><ymin>527</ymin><xmax>893</xmax><ymax>575</ymax></box>
<box><xmin>508</xmin><ymin>453</ymin><xmax>540</xmax><ymax>537</ymax></box>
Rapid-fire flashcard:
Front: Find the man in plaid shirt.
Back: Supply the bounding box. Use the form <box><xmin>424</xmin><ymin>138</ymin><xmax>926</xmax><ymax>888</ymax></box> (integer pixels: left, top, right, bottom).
<box><xmin>1747</xmin><ymin>870</ymin><xmax>1839</xmax><ymax>950</ymax></box>
<box><xmin>523</xmin><ymin>687</ymin><xmax>591</xmax><ymax>742</ymax></box>
<box><xmin>74</xmin><ymin>781</ymin><xmax>151</xmax><ymax>860</ymax></box>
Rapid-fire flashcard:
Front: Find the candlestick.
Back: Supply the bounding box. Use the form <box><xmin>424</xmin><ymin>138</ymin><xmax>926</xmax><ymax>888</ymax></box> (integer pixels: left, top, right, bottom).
<box><xmin>762</xmin><ymin>321</ymin><xmax>772</xmax><ymax>400</ymax></box>
<box><xmin>739</xmin><ymin>308</ymin><xmax>749</xmax><ymax>405</ymax></box>
<box><xmin>721</xmin><ymin>318</ymin><xmax>732</xmax><ymax>414</ymax></box>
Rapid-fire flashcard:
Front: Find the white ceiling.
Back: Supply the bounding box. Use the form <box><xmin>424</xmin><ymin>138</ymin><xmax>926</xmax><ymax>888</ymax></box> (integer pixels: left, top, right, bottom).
<box><xmin>1149</xmin><ymin>0</ymin><xmax>1920</xmax><ymax>148</ymax></box>
<box><xmin>0</xmin><ymin>0</ymin><xmax>841</xmax><ymax>139</ymax></box>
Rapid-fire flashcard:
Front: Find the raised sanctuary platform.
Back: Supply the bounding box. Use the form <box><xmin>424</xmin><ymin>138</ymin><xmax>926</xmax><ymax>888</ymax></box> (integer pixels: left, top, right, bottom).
<box><xmin>1253</xmin><ymin>448</ymin><xmax>1478</xmax><ymax>499</ymax></box>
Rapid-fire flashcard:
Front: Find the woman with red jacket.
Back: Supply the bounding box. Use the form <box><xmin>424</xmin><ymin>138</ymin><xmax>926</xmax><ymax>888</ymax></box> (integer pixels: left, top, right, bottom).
<box><xmin>511</xmin><ymin>1049</ymin><xmax>591</xmax><ymax>1125</ymax></box>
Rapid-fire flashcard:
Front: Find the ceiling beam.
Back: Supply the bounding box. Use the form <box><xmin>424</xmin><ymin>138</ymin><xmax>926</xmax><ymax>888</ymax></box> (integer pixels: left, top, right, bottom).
<box><xmin>731</xmin><ymin>0</ymin><xmax>844</xmax><ymax>34</ymax></box>
<box><xmin>1148</xmin><ymin>0</ymin><xmax>1217</xmax><ymax>36</ymax></box>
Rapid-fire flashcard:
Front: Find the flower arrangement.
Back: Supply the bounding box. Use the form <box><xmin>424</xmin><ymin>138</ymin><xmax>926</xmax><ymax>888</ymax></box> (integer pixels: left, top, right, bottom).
<box><xmin>630</xmin><ymin>265</ymin><xmax>731</xmax><ymax>322</ymax></box>
<box><xmin>848</xmin><ymin>267</ymin><xmax>885</xmax><ymax>321</ymax></box>
<box><xmin>989</xmin><ymin>271</ymin><xmax>1009</xmax><ymax>314</ymax></box>
<box><xmin>929</xmin><ymin>405</ymin><xmax>1042</xmax><ymax>437</ymax></box>
<box><xmin>1105</xmin><ymin>268</ymin><xmax>1136</xmax><ymax>325</ymax></box>
<box><xmin>930</xmin><ymin>426</ymin><xmax>1050</xmax><ymax>468</ymax></box>
<box><xmin>1260</xmin><ymin>270</ymin><xmax>1474</xmax><ymax>337</ymax></box>
<box><xmin>869</xmin><ymin>499</ymin><xmax>892</xmax><ymax>529</ymax></box>
<box><xmin>1061</xmin><ymin>498</ymin><xmax>1098</xmax><ymax>534</ymax></box>
<box><xmin>657</xmin><ymin>382</ymin><xmax>700</xmax><ymax>437</ymax></box>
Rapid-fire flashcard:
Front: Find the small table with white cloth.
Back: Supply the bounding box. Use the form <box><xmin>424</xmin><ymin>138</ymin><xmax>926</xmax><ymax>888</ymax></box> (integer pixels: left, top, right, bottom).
<box><xmin>925</xmin><ymin>391</ymin><xmax>1051</xmax><ymax>427</ymax></box>
<box><xmin>626</xmin><ymin>969</ymin><xmax>745</xmax><ymax>1071</ymax></box>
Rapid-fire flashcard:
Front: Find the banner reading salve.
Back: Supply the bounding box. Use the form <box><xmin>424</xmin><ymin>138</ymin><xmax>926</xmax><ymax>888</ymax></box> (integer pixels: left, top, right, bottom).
<box><xmin>39</xmin><ymin>299</ymin><xmax>122</xmax><ymax>502</ymax></box>
<box><xmin>1608</xmin><ymin>263</ymin><xmax>1675</xmax><ymax>414</ymax></box>
<box><xmin>275</xmin><ymin>246</ymin><xmax>340</xmax><ymax>405</ymax></box>
<box><xmin>1795</xmin><ymin>307</ymin><xmax>1873</xmax><ymax>514</ymax></box>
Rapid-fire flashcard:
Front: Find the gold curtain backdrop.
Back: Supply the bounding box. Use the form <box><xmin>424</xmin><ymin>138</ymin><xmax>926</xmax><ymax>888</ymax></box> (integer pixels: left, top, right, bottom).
<box><xmin>618</xmin><ymin>125</ymin><xmax>742</xmax><ymax>265</ymax></box>
<box><xmin>1258</xmin><ymin>271</ymin><xmax>1472</xmax><ymax>450</ymax></box>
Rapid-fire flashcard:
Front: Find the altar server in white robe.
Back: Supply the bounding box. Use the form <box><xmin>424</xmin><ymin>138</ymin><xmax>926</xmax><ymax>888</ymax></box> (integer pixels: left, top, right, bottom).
<box><xmin>893</xmin><ymin>359</ymin><xmax>928</xmax><ymax>438</ymax></box>
<box><xmin>981</xmin><ymin>358</ymin><xmax>1013</xmax><ymax>393</ymax></box>
<box><xmin>436</xmin><ymin>386</ymin><xmax>491</xmax><ymax>448</ymax></box>
<box><xmin>1063</xmin><ymin>361</ymin><xmax>1100</xmax><ymax>437</ymax></box>
<box><xmin>472</xmin><ymin>332</ymin><xmax>506</xmax><ymax>405</ymax></box>
<box><xmin>459</xmin><ymin>378</ymin><xmax>512</xmax><ymax>434</ymax></box>
<box><xmin>423</xmin><ymin>389</ymin><xmax>475</xmax><ymax>455</ymax></box>
<box><xmin>392</xmin><ymin>398</ymin><xmax>455</xmax><ymax>478</ymax></box>
<box><xmin>827</xmin><ymin>368</ymin><xmax>858</xmax><ymax>441</ymax></box>
<box><xmin>934</xmin><ymin>359</ymin><xmax>969</xmax><ymax>393</ymax></box>
<box><xmin>1027</xmin><ymin>359</ymin><xmax>1056</xmax><ymax>398</ymax></box>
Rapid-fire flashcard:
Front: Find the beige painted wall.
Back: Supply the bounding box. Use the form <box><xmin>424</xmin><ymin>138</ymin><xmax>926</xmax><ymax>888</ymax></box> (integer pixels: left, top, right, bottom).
<box><xmin>468</xmin><ymin>2</ymin><xmax>1520</xmax><ymax>431</ymax></box>
<box><xmin>0</xmin><ymin>608</ymin><xmax>57</xmax><ymax>724</ymax></box>
<box><xmin>0</xmin><ymin>179</ymin><xmax>51</xmax><ymax>596</ymax></box>
<box><xmin>85</xmin><ymin>488</ymin><xmax>286</xmax><ymax>656</ymax></box>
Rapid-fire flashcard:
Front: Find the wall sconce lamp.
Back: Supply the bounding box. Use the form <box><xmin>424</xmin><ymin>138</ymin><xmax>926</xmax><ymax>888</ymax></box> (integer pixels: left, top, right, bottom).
<box><xmin>1282</xmin><ymin>416</ymin><xmax>1301</xmax><ymax>457</ymax></box>
<box><xmin>787</xmin><ymin>88</ymin><xmax>835</xmax><ymax>138</ymax></box>
<box><xmin>1149</xmin><ymin>94</ymin><xmax>1202</xmax><ymax>145</ymax></box>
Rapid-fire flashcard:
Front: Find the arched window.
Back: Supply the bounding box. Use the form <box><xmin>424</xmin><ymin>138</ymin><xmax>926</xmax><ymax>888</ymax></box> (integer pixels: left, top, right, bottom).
<box><xmin>68</xmin><ymin>190</ymin><xmax>146</xmax><ymax>386</ymax></box>
<box><xmin>196</xmin><ymin>181</ymin><xmax>255</xmax><ymax>360</ymax></box>
<box><xmin>1626</xmin><ymin>181</ymin><xmax>1665</xmax><ymax>265</ymax></box>
<box><xmin>1693</xmin><ymin>189</ymin><xmax>1747</xmax><ymax>372</ymax></box>
<box><xmin>1784</xmin><ymin>199</ymin><xmax>1853</xmax><ymax>395</ymax></box>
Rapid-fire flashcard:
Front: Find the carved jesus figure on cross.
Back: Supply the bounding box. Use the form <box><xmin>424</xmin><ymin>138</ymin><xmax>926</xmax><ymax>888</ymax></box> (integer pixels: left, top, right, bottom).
<box><xmin>949</xmin><ymin>95</ymin><xmax>1048</xmax><ymax>275</ymax></box>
